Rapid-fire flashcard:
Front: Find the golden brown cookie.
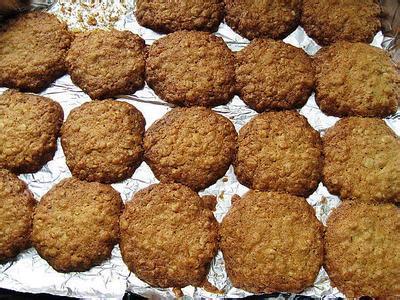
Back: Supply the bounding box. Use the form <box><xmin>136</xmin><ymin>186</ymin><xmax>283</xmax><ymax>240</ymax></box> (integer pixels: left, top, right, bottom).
<box><xmin>66</xmin><ymin>29</ymin><xmax>146</xmax><ymax>99</ymax></box>
<box><xmin>314</xmin><ymin>42</ymin><xmax>399</xmax><ymax>117</ymax></box>
<box><xmin>144</xmin><ymin>107</ymin><xmax>237</xmax><ymax>191</ymax></box>
<box><xmin>136</xmin><ymin>0</ymin><xmax>224</xmax><ymax>33</ymax></box>
<box><xmin>221</xmin><ymin>190</ymin><xmax>323</xmax><ymax>293</ymax></box>
<box><xmin>0</xmin><ymin>169</ymin><xmax>36</xmax><ymax>262</ymax></box>
<box><xmin>325</xmin><ymin>201</ymin><xmax>400</xmax><ymax>298</ymax></box>
<box><xmin>301</xmin><ymin>0</ymin><xmax>381</xmax><ymax>46</ymax></box>
<box><xmin>234</xmin><ymin>111</ymin><xmax>322</xmax><ymax>197</ymax></box>
<box><xmin>235</xmin><ymin>39</ymin><xmax>314</xmax><ymax>112</ymax></box>
<box><xmin>61</xmin><ymin>100</ymin><xmax>145</xmax><ymax>184</ymax></box>
<box><xmin>120</xmin><ymin>183</ymin><xmax>218</xmax><ymax>288</ymax></box>
<box><xmin>224</xmin><ymin>0</ymin><xmax>301</xmax><ymax>40</ymax></box>
<box><xmin>0</xmin><ymin>12</ymin><xmax>71</xmax><ymax>92</ymax></box>
<box><xmin>32</xmin><ymin>177</ymin><xmax>123</xmax><ymax>272</ymax></box>
<box><xmin>323</xmin><ymin>117</ymin><xmax>400</xmax><ymax>203</ymax></box>
<box><xmin>145</xmin><ymin>31</ymin><xmax>236</xmax><ymax>107</ymax></box>
<box><xmin>0</xmin><ymin>90</ymin><xmax>64</xmax><ymax>174</ymax></box>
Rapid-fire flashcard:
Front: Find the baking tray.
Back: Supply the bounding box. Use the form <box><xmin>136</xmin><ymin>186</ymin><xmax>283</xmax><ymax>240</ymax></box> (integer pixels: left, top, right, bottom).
<box><xmin>0</xmin><ymin>0</ymin><xmax>399</xmax><ymax>298</ymax></box>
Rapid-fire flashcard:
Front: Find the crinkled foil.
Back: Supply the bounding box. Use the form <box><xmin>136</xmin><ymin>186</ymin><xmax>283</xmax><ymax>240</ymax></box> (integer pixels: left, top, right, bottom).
<box><xmin>0</xmin><ymin>1</ymin><xmax>399</xmax><ymax>298</ymax></box>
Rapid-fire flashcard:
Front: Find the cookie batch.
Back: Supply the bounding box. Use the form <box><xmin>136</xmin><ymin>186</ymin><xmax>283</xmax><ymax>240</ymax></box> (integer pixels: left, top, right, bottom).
<box><xmin>0</xmin><ymin>1</ymin><xmax>399</xmax><ymax>298</ymax></box>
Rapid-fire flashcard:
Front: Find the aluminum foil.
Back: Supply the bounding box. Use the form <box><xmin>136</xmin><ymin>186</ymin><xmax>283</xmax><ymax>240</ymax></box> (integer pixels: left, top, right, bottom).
<box><xmin>0</xmin><ymin>1</ymin><xmax>399</xmax><ymax>298</ymax></box>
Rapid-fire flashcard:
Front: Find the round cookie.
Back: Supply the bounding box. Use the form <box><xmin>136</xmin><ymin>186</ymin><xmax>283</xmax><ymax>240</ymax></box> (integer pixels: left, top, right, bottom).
<box><xmin>120</xmin><ymin>183</ymin><xmax>218</xmax><ymax>288</ymax></box>
<box><xmin>0</xmin><ymin>169</ymin><xmax>36</xmax><ymax>262</ymax></box>
<box><xmin>224</xmin><ymin>0</ymin><xmax>301</xmax><ymax>40</ymax></box>
<box><xmin>220</xmin><ymin>190</ymin><xmax>324</xmax><ymax>293</ymax></box>
<box><xmin>323</xmin><ymin>117</ymin><xmax>400</xmax><ymax>203</ymax></box>
<box><xmin>145</xmin><ymin>31</ymin><xmax>236</xmax><ymax>107</ymax></box>
<box><xmin>301</xmin><ymin>0</ymin><xmax>381</xmax><ymax>46</ymax></box>
<box><xmin>61</xmin><ymin>100</ymin><xmax>145</xmax><ymax>184</ymax></box>
<box><xmin>235</xmin><ymin>39</ymin><xmax>314</xmax><ymax>112</ymax></box>
<box><xmin>135</xmin><ymin>0</ymin><xmax>224</xmax><ymax>33</ymax></box>
<box><xmin>234</xmin><ymin>110</ymin><xmax>322</xmax><ymax>197</ymax></box>
<box><xmin>0</xmin><ymin>90</ymin><xmax>64</xmax><ymax>174</ymax></box>
<box><xmin>325</xmin><ymin>202</ymin><xmax>400</xmax><ymax>298</ymax></box>
<box><xmin>66</xmin><ymin>29</ymin><xmax>146</xmax><ymax>99</ymax></box>
<box><xmin>32</xmin><ymin>177</ymin><xmax>123</xmax><ymax>272</ymax></box>
<box><xmin>144</xmin><ymin>107</ymin><xmax>237</xmax><ymax>191</ymax></box>
<box><xmin>314</xmin><ymin>42</ymin><xmax>399</xmax><ymax>117</ymax></box>
<box><xmin>0</xmin><ymin>12</ymin><xmax>71</xmax><ymax>92</ymax></box>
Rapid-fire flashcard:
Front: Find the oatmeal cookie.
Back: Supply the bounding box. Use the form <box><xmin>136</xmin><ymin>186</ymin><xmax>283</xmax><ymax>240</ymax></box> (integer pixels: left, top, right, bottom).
<box><xmin>61</xmin><ymin>100</ymin><xmax>145</xmax><ymax>183</ymax></box>
<box><xmin>120</xmin><ymin>183</ymin><xmax>218</xmax><ymax>288</ymax></box>
<box><xmin>0</xmin><ymin>90</ymin><xmax>63</xmax><ymax>174</ymax></box>
<box><xmin>0</xmin><ymin>12</ymin><xmax>71</xmax><ymax>91</ymax></box>
<box><xmin>144</xmin><ymin>107</ymin><xmax>237</xmax><ymax>191</ymax></box>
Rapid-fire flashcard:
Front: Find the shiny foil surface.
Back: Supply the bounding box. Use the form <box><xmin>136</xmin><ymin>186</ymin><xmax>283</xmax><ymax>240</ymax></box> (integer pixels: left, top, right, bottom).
<box><xmin>0</xmin><ymin>0</ymin><xmax>399</xmax><ymax>298</ymax></box>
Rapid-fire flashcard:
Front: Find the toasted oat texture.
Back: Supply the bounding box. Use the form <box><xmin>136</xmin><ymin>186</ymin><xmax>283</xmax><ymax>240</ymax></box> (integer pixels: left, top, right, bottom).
<box><xmin>224</xmin><ymin>0</ymin><xmax>301</xmax><ymax>40</ymax></box>
<box><xmin>323</xmin><ymin>117</ymin><xmax>400</xmax><ymax>203</ymax></box>
<box><xmin>144</xmin><ymin>107</ymin><xmax>237</xmax><ymax>191</ymax></box>
<box><xmin>0</xmin><ymin>169</ymin><xmax>36</xmax><ymax>262</ymax></box>
<box><xmin>221</xmin><ymin>191</ymin><xmax>323</xmax><ymax>293</ymax></box>
<box><xmin>234</xmin><ymin>111</ymin><xmax>322</xmax><ymax>196</ymax></box>
<box><xmin>66</xmin><ymin>29</ymin><xmax>146</xmax><ymax>99</ymax></box>
<box><xmin>146</xmin><ymin>31</ymin><xmax>236</xmax><ymax>107</ymax></box>
<box><xmin>301</xmin><ymin>0</ymin><xmax>381</xmax><ymax>46</ymax></box>
<box><xmin>120</xmin><ymin>183</ymin><xmax>219</xmax><ymax>288</ymax></box>
<box><xmin>135</xmin><ymin>0</ymin><xmax>224</xmax><ymax>33</ymax></box>
<box><xmin>32</xmin><ymin>178</ymin><xmax>123</xmax><ymax>272</ymax></box>
<box><xmin>325</xmin><ymin>202</ymin><xmax>400</xmax><ymax>297</ymax></box>
<box><xmin>314</xmin><ymin>42</ymin><xmax>399</xmax><ymax>117</ymax></box>
<box><xmin>0</xmin><ymin>12</ymin><xmax>71</xmax><ymax>92</ymax></box>
<box><xmin>61</xmin><ymin>100</ymin><xmax>145</xmax><ymax>183</ymax></box>
<box><xmin>235</xmin><ymin>39</ymin><xmax>314</xmax><ymax>112</ymax></box>
<box><xmin>0</xmin><ymin>90</ymin><xmax>64</xmax><ymax>174</ymax></box>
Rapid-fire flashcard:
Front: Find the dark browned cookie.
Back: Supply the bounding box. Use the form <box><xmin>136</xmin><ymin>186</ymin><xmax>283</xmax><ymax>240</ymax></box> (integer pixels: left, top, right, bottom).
<box><xmin>301</xmin><ymin>0</ymin><xmax>381</xmax><ymax>46</ymax></box>
<box><xmin>66</xmin><ymin>29</ymin><xmax>146</xmax><ymax>99</ymax></box>
<box><xmin>61</xmin><ymin>100</ymin><xmax>145</xmax><ymax>184</ymax></box>
<box><xmin>314</xmin><ymin>42</ymin><xmax>399</xmax><ymax>117</ymax></box>
<box><xmin>135</xmin><ymin>0</ymin><xmax>224</xmax><ymax>33</ymax></box>
<box><xmin>323</xmin><ymin>117</ymin><xmax>400</xmax><ymax>203</ymax></box>
<box><xmin>120</xmin><ymin>183</ymin><xmax>218</xmax><ymax>288</ymax></box>
<box><xmin>144</xmin><ymin>107</ymin><xmax>237</xmax><ymax>191</ymax></box>
<box><xmin>234</xmin><ymin>111</ymin><xmax>322</xmax><ymax>197</ymax></box>
<box><xmin>221</xmin><ymin>191</ymin><xmax>323</xmax><ymax>293</ymax></box>
<box><xmin>32</xmin><ymin>177</ymin><xmax>123</xmax><ymax>272</ymax></box>
<box><xmin>0</xmin><ymin>169</ymin><xmax>36</xmax><ymax>262</ymax></box>
<box><xmin>325</xmin><ymin>202</ymin><xmax>399</xmax><ymax>298</ymax></box>
<box><xmin>235</xmin><ymin>39</ymin><xmax>314</xmax><ymax>112</ymax></box>
<box><xmin>146</xmin><ymin>31</ymin><xmax>236</xmax><ymax>107</ymax></box>
<box><xmin>0</xmin><ymin>12</ymin><xmax>71</xmax><ymax>92</ymax></box>
<box><xmin>0</xmin><ymin>90</ymin><xmax>64</xmax><ymax>174</ymax></box>
<box><xmin>224</xmin><ymin>0</ymin><xmax>301</xmax><ymax>40</ymax></box>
